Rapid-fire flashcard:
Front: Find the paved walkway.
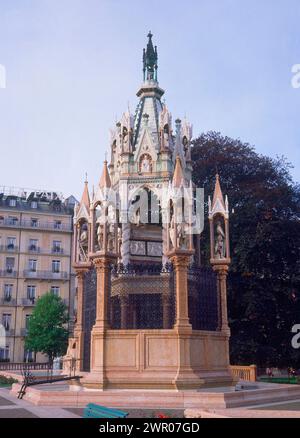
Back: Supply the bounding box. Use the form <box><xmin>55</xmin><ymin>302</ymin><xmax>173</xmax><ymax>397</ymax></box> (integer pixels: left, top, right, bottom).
<box><xmin>0</xmin><ymin>388</ymin><xmax>184</xmax><ymax>418</ymax></box>
<box><xmin>0</xmin><ymin>388</ymin><xmax>81</xmax><ymax>418</ymax></box>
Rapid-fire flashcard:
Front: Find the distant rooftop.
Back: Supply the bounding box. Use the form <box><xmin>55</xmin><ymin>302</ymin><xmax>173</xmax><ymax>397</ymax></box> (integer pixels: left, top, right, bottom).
<box><xmin>0</xmin><ymin>185</ymin><xmax>64</xmax><ymax>201</ymax></box>
<box><xmin>0</xmin><ymin>185</ymin><xmax>77</xmax><ymax>215</ymax></box>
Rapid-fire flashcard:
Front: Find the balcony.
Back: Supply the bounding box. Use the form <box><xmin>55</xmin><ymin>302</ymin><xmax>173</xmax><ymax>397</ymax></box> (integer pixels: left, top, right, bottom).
<box><xmin>20</xmin><ymin>328</ymin><xmax>28</xmax><ymax>337</ymax></box>
<box><xmin>28</xmin><ymin>245</ymin><xmax>40</xmax><ymax>253</ymax></box>
<box><xmin>0</xmin><ymin>269</ymin><xmax>17</xmax><ymax>278</ymax></box>
<box><xmin>0</xmin><ymin>245</ymin><xmax>18</xmax><ymax>253</ymax></box>
<box><xmin>0</xmin><ymin>218</ymin><xmax>72</xmax><ymax>232</ymax></box>
<box><xmin>51</xmin><ymin>247</ymin><xmax>64</xmax><ymax>255</ymax></box>
<box><xmin>3</xmin><ymin>329</ymin><xmax>15</xmax><ymax>336</ymax></box>
<box><xmin>0</xmin><ymin>297</ymin><xmax>16</xmax><ymax>306</ymax></box>
<box><xmin>23</xmin><ymin>270</ymin><xmax>69</xmax><ymax>281</ymax></box>
<box><xmin>21</xmin><ymin>298</ymin><xmax>36</xmax><ymax>306</ymax></box>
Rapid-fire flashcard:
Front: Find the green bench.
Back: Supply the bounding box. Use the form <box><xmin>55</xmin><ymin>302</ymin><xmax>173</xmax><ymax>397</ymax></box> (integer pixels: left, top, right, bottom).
<box><xmin>83</xmin><ymin>403</ymin><xmax>128</xmax><ymax>418</ymax></box>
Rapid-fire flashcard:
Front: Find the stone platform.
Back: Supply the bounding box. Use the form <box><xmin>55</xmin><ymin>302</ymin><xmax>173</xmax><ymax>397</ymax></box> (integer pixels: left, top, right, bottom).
<box><xmin>10</xmin><ymin>380</ymin><xmax>300</xmax><ymax>410</ymax></box>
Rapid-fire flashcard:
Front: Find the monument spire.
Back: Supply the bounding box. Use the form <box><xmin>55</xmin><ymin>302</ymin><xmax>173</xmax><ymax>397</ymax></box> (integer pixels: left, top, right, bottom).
<box><xmin>143</xmin><ymin>31</ymin><xmax>158</xmax><ymax>82</ymax></box>
<box><xmin>80</xmin><ymin>174</ymin><xmax>90</xmax><ymax>211</ymax></box>
<box><xmin>172</xmin><ymin>156</ymin><xmax>185</xmax><ymax>188</ymax></box>
<box><xmin>99</xmin><ymin>160</ymin><xmax>111</xmax><ymax>189</ymax></box>
<box><xmin>212</xmin><ymin>173</ymin><xmax>225</xmax><ymax>210</ymax></box>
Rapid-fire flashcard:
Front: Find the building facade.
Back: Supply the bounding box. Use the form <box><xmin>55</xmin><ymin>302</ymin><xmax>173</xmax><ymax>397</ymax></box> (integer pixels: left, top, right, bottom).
<box><xmin>0</xmin><ymin>187</ymin><xmax>75</xmax><ymax>362</ymax></box>
<box><xmin>65</xmin><ymin>33</ymin><xmax>232</xmax><ymax>390</ymax></box>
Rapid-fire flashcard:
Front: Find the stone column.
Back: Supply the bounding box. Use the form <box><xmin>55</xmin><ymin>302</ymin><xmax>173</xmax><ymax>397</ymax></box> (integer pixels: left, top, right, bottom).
<box><xmin>73</xmin><ymin>264</ymin><xmax>90</xmax><ymax>371</ymax></box>
<box><xmin>167</xmin><ymin>249</ymin><xmax>200</xmax><ymax>389</ymax></box>
<box><xmin>90</xmin><ymin>256</ymin><xmax>110</xmax><ymax>388</ymax></box>
<box><xmin>213</xmin><ymin>264</ymin><xmax>230</xmax><ymax>335</ymax></box>
<box><xmin>170</xmin><ymin>253</ymin><xmax>192</xmax><ymax>329</ymax></box>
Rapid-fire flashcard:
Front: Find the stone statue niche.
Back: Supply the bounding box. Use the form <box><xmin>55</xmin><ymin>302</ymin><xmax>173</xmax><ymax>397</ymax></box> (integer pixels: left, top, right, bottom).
<box><xmin>139</xmin><ymin>153</ymin><xmax>152</xmax><ymax>173</ymax></box>
<box><xmin>107</xmin><ymin>205</ymin><xmax>117</xmax><ymax>253</ymax></box>
<box><xmin>182</xmin><ymin>136</ymin><xmax>188</xmax><ymax>156</ymax></box>
<box><xmin>95</xmin><ymin>204</ymin><xmax>104</xmax><ymax>252</ymax></box>
<box><xmin>163</xmin><ymin>124</ymin><xmax>169</xmax><ymax>148</ymax></box>
<box><xmin>78</xmin><ymin>221</ymin><xmax>88</xmax><ymax>262</ymax></box>
<box><xmin>214</xmin><ymin>216</ymin><xmax>226</xmax><ymax>259</ymax></box>
<box><xmin>169</xmin><ymin>205</ymin><xmax>187</xmax><ymax>251</ymax></box>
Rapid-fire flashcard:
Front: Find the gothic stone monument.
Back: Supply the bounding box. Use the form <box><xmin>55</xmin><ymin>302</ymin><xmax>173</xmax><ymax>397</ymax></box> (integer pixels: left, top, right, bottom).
<box><xmin>65</xmin><ymin>33</ymin><xmax>232</xmax><ymax>390</ymax></box>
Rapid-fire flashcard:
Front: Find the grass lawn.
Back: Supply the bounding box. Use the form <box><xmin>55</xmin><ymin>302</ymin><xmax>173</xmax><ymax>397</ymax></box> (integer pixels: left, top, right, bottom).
<box><xmin>259</xmin><ymin>377</ymin><xmax>299</xmax><ymax>385</ymax></box>
<box><xmin>0</xmin><ymin>376</ymin><xmax>18</xmax><ymax>388</ymax></box>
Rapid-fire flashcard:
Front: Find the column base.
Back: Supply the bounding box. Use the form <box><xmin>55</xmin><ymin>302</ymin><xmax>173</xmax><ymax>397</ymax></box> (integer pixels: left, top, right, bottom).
<box><xmin>172</xmin><ymin>369</ymin><xmax>205</xmax><ymax>390</ymax></box>
<box><xmin>80</xmin><ymin>372</ymin><xmax>107</xmax><ymax>390</ymax></box>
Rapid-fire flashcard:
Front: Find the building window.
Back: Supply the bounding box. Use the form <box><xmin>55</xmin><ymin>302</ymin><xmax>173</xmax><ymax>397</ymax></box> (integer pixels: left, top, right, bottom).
<box><xmin>24</xmin><ymin>349</ymin><xmax>34</xmax><ymax>363</ymax></box>
<box><xmin>5</xmin><ymin>257</ymin><xmax>15</xmax><ymax>273</ymax></box>
<box><xmin>4</xmin><ymin>284</ymin><xmax>13</xmax><ymax>301</ymax></box>
<box><xmin>28</xmin><ymin>259</ymin><xmax>37</xmax><ymax>272</ymax></box>
<box><xmin>31</xmin><ymin>218</ymin><xmax>38</xmax><ymax>228</ymax></box>
<box><xmin>31</xmin><ymin>201</ymin><xmax>38</xmax><ymax>209</ymax></box>
<box><xmin>6</xmin><ymin>237</ymin><xmax>16</xmax><ymax>250</ymax></box>
<box><xmin>54</xmin><ymin>220</ymin><xmax>62</xmax><ymax>230</ymax></box>
<box><xmin>2</xmin><ymin>314</ymin><xmax>11</xmax><ymax>331</ymax></box>
<box><xmin>52</xmin><ymin>240</ymin><xmax>62</xmax><ymax>254</ymax></box>
<box><xmin>50</xmin><ymin>286</ymin><xmax>60</xmax><ymax>296</ymax></box>
<box><xmin>0</xmin><ymin>345</ymin><xmax>10</xmax><ymax>362</ymax></box>
<box><xmin>9</xmin><ymin>199</ymin><xmax>16</xmax><ymax>207</ymax></box>
<box><xmin>29</xmin><ymin>239</ymin><xmax>38</xmax><ymax>252</ymax></box>
<box><xmin>52</xmin><ymin>260</ymin><xmax>60</xmax><ymax>273</ymax></box>
<box><xmin>8</xmin><ymin>216</ymin><xmax>18</xmax><ymax>226</ymax></box>
<box><xmin>25</xmin><ymin>314</ymin><xmax>31</xmax><ymax>330</ymax></box>
<box><xmin>27</xmin><ymin>285</ymin><xmax>36</xmax><ymax>301</ymax></box>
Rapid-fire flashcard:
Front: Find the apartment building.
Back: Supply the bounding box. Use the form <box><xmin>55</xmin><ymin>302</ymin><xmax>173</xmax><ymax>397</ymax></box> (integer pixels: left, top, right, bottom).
<box><xmin>0</xmin><ymin>187</ymin><xmax>76</xmax><ymax>362</ymax></box>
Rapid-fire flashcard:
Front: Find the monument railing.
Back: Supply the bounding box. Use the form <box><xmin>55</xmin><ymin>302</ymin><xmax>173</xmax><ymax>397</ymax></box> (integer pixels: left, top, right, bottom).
<box><xmin>0</xmin><ymin>362</ymin><xmax>52</xmax><ymax>371</ymax></box>
<box><xmin>230</xmin><ymin>365</ymin><xmax>257</xmax><ymax>382</ymax></box>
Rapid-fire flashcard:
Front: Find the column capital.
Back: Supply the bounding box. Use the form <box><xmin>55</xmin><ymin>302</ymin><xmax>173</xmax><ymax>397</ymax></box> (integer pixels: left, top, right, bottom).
<box><xmin>73</xmin><ymin>262</ymin><xmax>92</xmax><ymax>274</ymax></box>
<box><xmin>167</xmin><ymin>248</ymin><xmax>194</xmax><ymax>269</ymax></box>
<box><xmin>92</xmin><ymin>255</ymin><xmax>116</xmax><ymax>272</ymax></box>
<box><xmin>211</xmin><ymin>262</ymin><xmax>230</xmax><ymax>276</ymax></box>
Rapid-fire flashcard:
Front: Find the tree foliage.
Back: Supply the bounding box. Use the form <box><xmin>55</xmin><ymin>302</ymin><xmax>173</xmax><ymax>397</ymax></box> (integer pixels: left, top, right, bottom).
<box><xmin>25</xmin><ymin>293</ymin><xmax>69</xmax><ymax>363</ymax></box>
<box><xmin>192</xmin><ymin>131</ymin><xmax>300</xmax><ymax>368</ymax></box>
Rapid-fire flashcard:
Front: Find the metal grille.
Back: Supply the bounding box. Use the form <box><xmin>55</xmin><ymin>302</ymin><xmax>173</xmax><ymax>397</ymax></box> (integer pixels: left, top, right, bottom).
<box><xmin>110</xmin><ymin>263</ymin><xmax>175</xmax><ymax>329</ymax></box>
<box><xmin>188</xmin><ymin>266</ymin><xmax>219</xmax><ymax>331</ymax></box>
<box><xmin>83</xmin><ymin>268</ymin><xmax>96</xmax><ymax>371</ymax></box>
<box><xmin>81</xmin><ymin>263</ymin><xmax>219</xmax><ymax>371</ymax></box>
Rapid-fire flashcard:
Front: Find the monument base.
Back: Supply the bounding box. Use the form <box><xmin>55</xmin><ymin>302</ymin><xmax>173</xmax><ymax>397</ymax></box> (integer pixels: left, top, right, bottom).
<box><xmin>10</xmin><ymin>381</ymin><xmax>300</xmax><ymax>410</ymax></box>
<box><xmin>70</xmin><ymin>328</ymin><xmax>233</xmax><ymax>390</ymax></box>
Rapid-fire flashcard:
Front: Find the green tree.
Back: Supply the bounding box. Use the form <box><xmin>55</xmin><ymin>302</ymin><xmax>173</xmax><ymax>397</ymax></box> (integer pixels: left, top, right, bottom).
<box><xmin>192</xmin><ymin>131</ymin><xmax>300</xmax><ymax>368</ymax></box>
<box><xmin>25</xmin><ymin>293</ymin><xmax>69</xmax><ymax>364</ymax></box>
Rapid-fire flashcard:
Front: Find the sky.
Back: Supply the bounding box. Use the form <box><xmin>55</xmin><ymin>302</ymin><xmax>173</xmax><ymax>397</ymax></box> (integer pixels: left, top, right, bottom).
<box><xmin>0</xmin><ymin>0</ymin><xmax>299</xmax><ymax>199</ymax></box>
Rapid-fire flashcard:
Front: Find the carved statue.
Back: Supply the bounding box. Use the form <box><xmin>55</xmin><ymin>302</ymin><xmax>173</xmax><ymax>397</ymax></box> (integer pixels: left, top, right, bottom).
<box><xmin>176</xmin><ymin>222</ymin><xmax>186</xmax><ymax>249</ymax></box>
<box><xmin>107</xmin><ymin>223</ymin><xmax>115</xmax><ymax>252</ymax></box>
<box><xmin>163</xmin><ymin>125</ymin><xmax>169</xmax><ymax>148</ymax></box>
<box><xmin>78</xmin><ymin>223</ymin><xmax>88</xmax><ymax>261</ymax></box>
<box><xmin>169</xmin><ymin>216</ymin><xmax>187</xmax><ymax>249</ymax></box>
<box><xmin>140</xmin><ymin>154</ymin><xmax>151</xmax><ymax>172</ymax></box>
<box><xmin>214</xmin><ymin>220</ymin><xmax>226</xmax><ymax>259</ymax></box>
<box><xmin>118</xmin><ymin>226</ymin><xmax>122</xmax><ymax>255</ymax></box>
<box><xmin>122</xmin><ymin>127</ymin><xmax>128</xmax><ymax>150</ymax></box>
<box><xmin>96</xmin><ymin>223</ymin><xmax>104</xmax><ymax>250</ymax></box>
<box><xmin>169</xmin><ymin>215</ymin><xmax>176</xmax><ymax>248</ymax></box>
